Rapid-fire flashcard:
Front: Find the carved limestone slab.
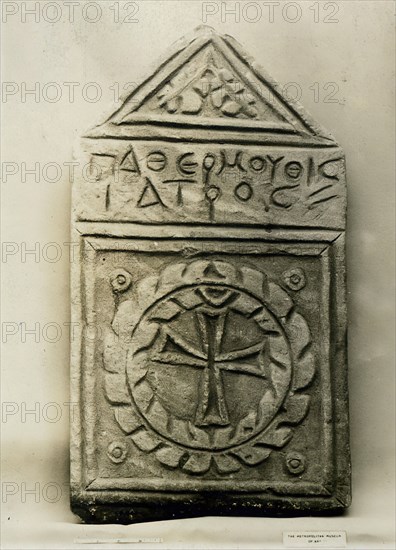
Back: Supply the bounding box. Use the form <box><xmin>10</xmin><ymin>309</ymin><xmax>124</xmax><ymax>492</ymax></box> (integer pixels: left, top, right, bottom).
<box><xmin>71</xmin><ymin>26</ymin><xmax>350</xmax><ymax>523</ymax></box>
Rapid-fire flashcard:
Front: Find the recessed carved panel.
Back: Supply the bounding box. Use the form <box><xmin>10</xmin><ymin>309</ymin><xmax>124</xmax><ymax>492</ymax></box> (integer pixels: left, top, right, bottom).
<box><xmin>103</xmin><ymin>258</ymin><xmax>316</xmax><ymax>476</ymax></box>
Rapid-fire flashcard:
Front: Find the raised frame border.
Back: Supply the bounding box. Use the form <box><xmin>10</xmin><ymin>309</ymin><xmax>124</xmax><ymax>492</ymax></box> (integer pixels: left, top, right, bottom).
<box><xmin>70</xmin><ymin>226</ymin><xmax>350</xmax><ymax>523</ymax></box>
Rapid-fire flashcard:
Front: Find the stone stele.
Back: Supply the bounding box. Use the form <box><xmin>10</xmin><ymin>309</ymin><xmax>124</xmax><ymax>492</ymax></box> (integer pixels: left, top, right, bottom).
<box><xmin>70</xmin><ymin>26</ymin><xmax>351</xmax><ymax>524</ymax></box>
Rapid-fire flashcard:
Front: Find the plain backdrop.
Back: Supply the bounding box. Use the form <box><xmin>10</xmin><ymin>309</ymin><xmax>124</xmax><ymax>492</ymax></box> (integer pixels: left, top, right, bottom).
<box><xmin>1</xmin><ymin>1</ymin><xmax>395</xmax><ymax>548</ymax></box>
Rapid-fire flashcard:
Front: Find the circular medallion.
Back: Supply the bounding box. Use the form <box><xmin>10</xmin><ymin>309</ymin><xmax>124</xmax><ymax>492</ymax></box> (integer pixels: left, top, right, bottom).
<box><xmin>128</xmin><ymin>282</ymin><xmax>292</xmax><ymax>451</ymax></box>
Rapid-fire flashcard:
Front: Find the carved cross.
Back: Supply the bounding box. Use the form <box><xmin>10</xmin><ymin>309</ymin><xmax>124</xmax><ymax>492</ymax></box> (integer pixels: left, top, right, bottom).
<box><xmin>151</xmin><ymin>310</ymin><xmax>268</xmax><ymax>427</ymax></box>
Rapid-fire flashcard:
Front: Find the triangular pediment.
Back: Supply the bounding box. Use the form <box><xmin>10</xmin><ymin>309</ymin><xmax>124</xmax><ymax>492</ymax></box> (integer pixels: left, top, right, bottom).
<box><xmin>120</xmin><ymin>42</ymin><xmax>292</xmax><ymax>126</ymax></box>
<box><xmin>93</xmin><ymin>26</ymin><xmax>336</xmax><ymax>144</ymax></box>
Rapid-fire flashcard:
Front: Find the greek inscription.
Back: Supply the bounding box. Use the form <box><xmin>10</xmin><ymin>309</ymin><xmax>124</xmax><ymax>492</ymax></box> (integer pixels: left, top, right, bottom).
<box><xmin>120</xmin><ymin>147</ymin><xmax>140</xmax><ymax>174</ymax></box>
<box><xmin>249</xmin><ymin>156</ymin><xmax>267</xmax><ymax>173</ymax></box>
<box><xmin>284</xmin><ymin>161</ymin><xmax>304</xmax><ymax>181</ymax></box>
<box><xmin>267</xmin><ymin>155</ymin><xmax>285</xmax><ymax>184</ymax></box>
<box><xmin>146</xmin><ymin>151</ymin><xmax>167</xmax><ymax>172</ymax></box>
<box><xmin>177</xmin><ymin>152</ymin><xmax>198</xmax><ymax>176</ymax></box>
<box><xmin>217</xmin><ymin>150</ymin><xmax>246</xmax><ymax>175</ymax></box>
<box><xmin>137</xmin><ymin>178</ymin><xmax>166</xmax><ymax>208</ymax></box>
<box><xmin>163</xmin><ymin>179</ymin><xmax>197</xmax><ymax>206</ymax></box>
<box><xmin>318</xmin><ymin>158</ymin><xmax>342</xmax><ymax>180</ymax></box>
<box><xmin>271</xmin><ymin>184</ymin><xmax>300</xmax><ymax>209</ymax></box>
<box><xmin>235</xmin><ymin>182</ymin><xmax>254</xmax><ymax>202</ymax></box>
<box><xmin>203</xmin><ymin>153</ymin><xmax>216</xmax><ymax>185</ymax></box>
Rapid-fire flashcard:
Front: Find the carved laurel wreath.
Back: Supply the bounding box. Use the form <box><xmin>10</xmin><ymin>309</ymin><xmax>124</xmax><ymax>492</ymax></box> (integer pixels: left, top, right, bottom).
<box><xmin>103</xmin><ymin>260</ymin><xmax>316</xmax><ymax>475</ymax></box>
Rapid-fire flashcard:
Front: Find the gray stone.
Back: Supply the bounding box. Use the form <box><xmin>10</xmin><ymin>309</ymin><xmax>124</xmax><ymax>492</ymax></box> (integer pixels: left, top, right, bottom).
<box><xmin>70</xmin><ymin>26</ymin><xmax>350</xmax><ymax>524</ymax></box>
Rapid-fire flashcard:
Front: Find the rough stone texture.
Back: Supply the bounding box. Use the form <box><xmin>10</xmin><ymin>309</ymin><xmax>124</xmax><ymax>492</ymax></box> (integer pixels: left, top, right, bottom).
<box><xmin>71</xmin><ymin>26</ymin><xmax>350</xmax><ymax>524</ymax></box>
